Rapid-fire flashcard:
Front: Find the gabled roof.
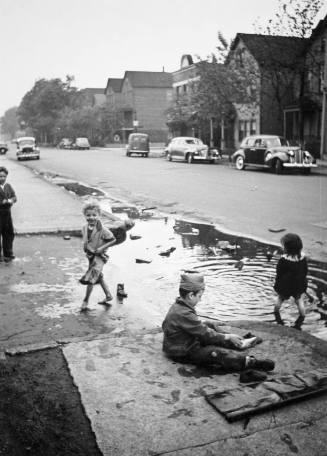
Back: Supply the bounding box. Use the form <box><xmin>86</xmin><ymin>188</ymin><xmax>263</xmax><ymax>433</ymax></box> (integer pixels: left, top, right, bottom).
<box><xmin>231</xmin><ymin>33</ymin><xmax>308</xmax><ymax>67</ymax></box>
<box><xmin>123</xmin><ymin>71</ymin><xmax>172</xmax><ymax>88</ymax></box>
<box><xmin>105</xmin><ymin>78</ymin><xmax>123</xmax><ymax>93</ymax></box>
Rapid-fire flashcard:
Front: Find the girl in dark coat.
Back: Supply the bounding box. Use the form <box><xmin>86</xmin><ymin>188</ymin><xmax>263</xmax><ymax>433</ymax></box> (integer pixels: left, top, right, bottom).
<box><xmin>274</xmin><ymin>233</ymin><xmax>307</xmax><ymax>321</ymax></box>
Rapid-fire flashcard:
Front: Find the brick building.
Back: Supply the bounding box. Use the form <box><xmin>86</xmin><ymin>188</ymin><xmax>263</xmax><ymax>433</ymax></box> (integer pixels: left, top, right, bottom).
<box><xmin>105</xmin><ymin>71</ymin><xmax>173</xmax><ymax>142</ymax></box>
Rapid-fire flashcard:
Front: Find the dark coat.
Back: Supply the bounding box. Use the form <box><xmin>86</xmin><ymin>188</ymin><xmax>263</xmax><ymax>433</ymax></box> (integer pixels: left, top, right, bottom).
<box><xmin>162</xmin><ymin>298</ymin><xmax>228</xmax><ymax>358</ymax></box>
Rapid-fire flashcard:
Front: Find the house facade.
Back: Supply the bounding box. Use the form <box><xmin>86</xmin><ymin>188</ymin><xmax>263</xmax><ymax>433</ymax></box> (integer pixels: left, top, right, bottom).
<box><xmin>229</xmin><ymin>33</ymin><xmax>307</xmax><ymax>149</ymax></box>
<box><xmin>105</xmin><ymin>71</ymin><xmax>173</xmax><ymax>142</ymax></box>
<box><xmin>82</xmin><ymin>88</ymin><xmax>106</xmax><ymax>106</ymax></box>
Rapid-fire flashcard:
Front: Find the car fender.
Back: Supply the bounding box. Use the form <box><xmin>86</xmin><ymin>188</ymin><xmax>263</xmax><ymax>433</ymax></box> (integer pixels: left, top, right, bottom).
<box><xmin>269</xmin><ymin>150</ymin><xmax>289</xmax><ymax>164</ymax></box>
<box><xmin>232</xmin><ymin>150</ymin><xmax>244</xmax><ymax>161</ymax></box>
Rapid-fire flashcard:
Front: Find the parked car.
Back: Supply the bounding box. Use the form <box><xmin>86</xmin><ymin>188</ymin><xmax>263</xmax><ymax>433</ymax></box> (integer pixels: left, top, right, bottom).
<box><xmin>232</xmin><ymin>135</ymin><xmax>317</xmax><ymax>174</ymax></box>
<box><xmin>57</xmin><ymin>138</ymin><xmax>74</xmax><ymax>149</ymax></box>
<box><xmin>16</xmin><ymin>137</ymin><xmax>40</xmax><ymax>161</ymax></box>
<box><xmin>72</xmin><ymin>137</ymin><xmax>90</xmax><ymax>150</ymax></box>
<box><xmin>126</xmin><ymin>133</ymin><xmax>150</xmax><ymax>157</ymax></box>
<box><xmin>0</xmin><ymin>142</ymin><xmax>8</xmax><ymax>154</ymax></box>
<box><xmin>165</xmin><ymin>137</ymin><xmax>219</xmax><ymax>164</ymax></box>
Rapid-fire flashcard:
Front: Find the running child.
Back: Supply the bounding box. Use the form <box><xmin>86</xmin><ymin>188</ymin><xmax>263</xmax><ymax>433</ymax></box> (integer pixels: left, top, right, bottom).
<box><xmin>80</xmin><ymin>202</ymin><xmax>117</xmax><ymax>311</ymax></box>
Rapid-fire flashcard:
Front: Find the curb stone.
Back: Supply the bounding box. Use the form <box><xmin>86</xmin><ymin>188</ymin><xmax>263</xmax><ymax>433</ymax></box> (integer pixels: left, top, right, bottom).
<box><xmin>5</xmin><ymin>341</ymin><xmax>59</xmax><ymax>356</ymax></box>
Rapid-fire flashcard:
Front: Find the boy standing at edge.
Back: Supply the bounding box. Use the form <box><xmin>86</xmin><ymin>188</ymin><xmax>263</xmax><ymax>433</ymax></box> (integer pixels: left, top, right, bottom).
<box><xmin>0</xmin><ymin>166</ymin><xmax>17</xmax><ymax>262</ymax></box>
<box><xmin>162</xmin><ymin>273</ymin><xmax>275</xmax><ymax>373</ymax></box>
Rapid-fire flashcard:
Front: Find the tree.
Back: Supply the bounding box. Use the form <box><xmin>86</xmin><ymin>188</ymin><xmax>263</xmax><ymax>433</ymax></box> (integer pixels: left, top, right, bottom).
<box><xmin>0</xmin><ymin>107</ymin><xmax>19</xmax><ymax>139</ymax></box>
<box><xmin>18</xmin><ymin>76</ymin><xmax>77</xmax><ymax>143</ymax></box>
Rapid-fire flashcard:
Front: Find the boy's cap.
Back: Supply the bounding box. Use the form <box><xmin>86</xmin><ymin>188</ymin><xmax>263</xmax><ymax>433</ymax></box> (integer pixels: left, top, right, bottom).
<box><xmin>180</xmin><ymin>273</ymin><xmax>205</xmax><ymax>292</ymax></box>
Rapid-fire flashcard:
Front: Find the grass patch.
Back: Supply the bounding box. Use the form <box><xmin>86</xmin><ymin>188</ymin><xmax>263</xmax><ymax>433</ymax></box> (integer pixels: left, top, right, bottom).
<box><xmin>0</xmin><ymin>348</ymin><xmax>102</xmax><ymax>456</ymax></box>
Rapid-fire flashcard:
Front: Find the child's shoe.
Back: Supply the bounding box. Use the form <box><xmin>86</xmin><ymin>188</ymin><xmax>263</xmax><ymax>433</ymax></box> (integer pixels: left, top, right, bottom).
<box><xmin>246</xmin><ymin>356</ymin><xmax>275</xmax><ymax>371</ymax></box>
<box><xmin>117</xmin><ymin>284</ymin><xmax>128</xmax><ymax>298</ymax></box>
<box><xmin>239</xmin><ymin>369</ymin><xmax>268</xmax><ymax>383</ymax></box>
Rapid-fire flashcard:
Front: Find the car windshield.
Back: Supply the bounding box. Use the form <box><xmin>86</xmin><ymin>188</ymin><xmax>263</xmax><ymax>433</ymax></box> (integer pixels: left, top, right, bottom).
<box><xmin>18</xmin><ymin>139</ymin><xmax>35</xmax><ymax>147</ymax></box>
<box><xmin>185</xmin><ymin>139</ymin><xmax>202</xmax><ymax>145</ymax></box>
<box><xmin>266</xmin><ymin>137</ymin><xmax>288</xmax><ymax>147</ymax></box>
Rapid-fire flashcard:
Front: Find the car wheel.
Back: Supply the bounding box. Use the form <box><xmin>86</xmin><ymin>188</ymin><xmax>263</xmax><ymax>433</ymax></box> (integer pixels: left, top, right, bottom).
<box><xmin>0</xmin><ymin>148</ymin><xmax>5</xmax><ymax>154</ymax></box>
<box><xmin>186</xmin><ymin>153</ymin><xmax>193</xmax><ymax>164</ymax></box>
<box><xmin>275</xmin><ymin>159</ymin><xmax>283</xmax><ymax>174</ymax></box>
<box><xmin>167</xmin><ymin>153</ymin><xmax>172</xmax><ymax>162</ymax></box>
<box><xmin>209</xmin><ymin>159</ymin><xmax>215</xmax><ymax>164</ymax></box>
<box><xmin>235</xmin><ymin>155</ymin><xmax>245</xmax><ymax>170</ymax></box>
<box><xmin>145</xmin><ymin>153</ymin><xmax>149</xmax><ymax>158</ymax></box>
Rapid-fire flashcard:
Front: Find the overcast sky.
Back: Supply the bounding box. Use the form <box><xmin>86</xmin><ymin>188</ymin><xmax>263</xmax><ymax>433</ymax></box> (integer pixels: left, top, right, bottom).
<box><xmin>1</xmin><ymin>0</ymin><xmax>326</xmax><ymax>117</ymax></box>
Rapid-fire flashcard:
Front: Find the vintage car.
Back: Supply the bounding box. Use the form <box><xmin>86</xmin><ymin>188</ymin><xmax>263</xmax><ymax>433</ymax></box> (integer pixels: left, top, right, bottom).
<box><xmin>126</xmin><ymin>133</ymin><xmax>150</xmax><ymax>157</ymax></box>
<box><xmin>232</xmin><ymin>135</ymin><xmax>317</xmax><ymax>174</ymax></box>
<box><xmin>16</xmin><ymin>137</ymin><xmax>40</xmax><ymax>161</ymax></box>
<box><xmin>165</xmin><ymin>137</ymin><xmax>219</xmax><ymax>164</ymax></box>
<box><xmin>0</xmin><ymin>142</ymin><xmax>8</xmax><ymax>154</ymax></box>
<box><xmin>58</xmin><ymin>138</ymin><xmax>74</xmax><ymax>149</ymax></box>
<box><xmin>72</xmin><ymin>137</ymin><xmax>90</xmax><ymax>150</ymax></box>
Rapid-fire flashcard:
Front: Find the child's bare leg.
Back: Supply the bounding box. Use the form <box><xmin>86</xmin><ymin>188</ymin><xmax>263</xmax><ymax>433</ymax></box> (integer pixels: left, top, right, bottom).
<box><xmin>81</xmin><ymin>284</ymin><xmax>93</xmax><ymax>310</ymax></box>
<box><xmin>274</xmin><ymin>295</ymin><xmax>284</xmax><ymax>313</ymax></box>
<box><xmin>99</xmin><ymin>277</ymin><xmax>112</xmax><ymax>300</ymax></box>
<box><xmin>295</xmin><ymin>295</ymin><xmax>305</xmax><ymax>317</ymax></box>
<box><xmin>274</xmin><ymin>295</ymin><xmax>285</xmax><ymax>325</ymax></box>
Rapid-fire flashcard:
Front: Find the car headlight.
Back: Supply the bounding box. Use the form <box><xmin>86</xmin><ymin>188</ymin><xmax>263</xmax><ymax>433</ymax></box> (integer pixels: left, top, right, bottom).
<box><xmin>288</xmin><ymin>150</ymin><xmax>294</xmax><ymax>156</ymax></box>
<box><xmin>304</xmin><ymin>151</ymin><xmax>310</xmax><ymax>157</ymax></box>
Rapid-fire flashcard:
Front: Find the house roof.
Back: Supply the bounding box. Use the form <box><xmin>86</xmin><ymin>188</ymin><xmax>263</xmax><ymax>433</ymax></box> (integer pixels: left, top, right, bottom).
<box><xmin>123</xmin><ymin>71</ymin><xmax>173</xmax><ymax>88</ymax></box>
<box><xmin>105</xmin><ymin>78</ymin><xmax>123</xmax><ymax>93</ymax></box>
<box><xmin>231</xmin><ymin>33</ymin><xmax>308</xmax><ymax>67</ymax></box>
<box><xmin>84</xmin><ymin>88</ymin><xmax>106</xmax><ymax>95</ymax></box>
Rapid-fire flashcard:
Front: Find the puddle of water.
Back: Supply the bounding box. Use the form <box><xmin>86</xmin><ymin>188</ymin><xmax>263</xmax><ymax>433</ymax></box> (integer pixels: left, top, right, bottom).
<box><xmin>107</xmin><ymin>214</ymin><xmax>327</xmax><ymax>340</ymax></box>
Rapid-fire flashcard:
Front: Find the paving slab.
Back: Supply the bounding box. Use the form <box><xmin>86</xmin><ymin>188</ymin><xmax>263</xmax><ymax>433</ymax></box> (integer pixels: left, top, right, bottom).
<box><xmin>63</xmin><ymin>322</ymin><xmax>327</xmax><ymax>456</ymax></box>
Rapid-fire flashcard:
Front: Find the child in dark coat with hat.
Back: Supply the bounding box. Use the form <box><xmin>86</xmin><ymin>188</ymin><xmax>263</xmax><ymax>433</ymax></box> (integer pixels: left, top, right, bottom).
<box><xmin>0</xmin><ymin>166</ymin><xmax>17</xmax><ymax>262</ymax></box>
<box><xmin>162</xmin><ymin>272</ymin><xmax>275</xmax><ymax>373</ymax></box>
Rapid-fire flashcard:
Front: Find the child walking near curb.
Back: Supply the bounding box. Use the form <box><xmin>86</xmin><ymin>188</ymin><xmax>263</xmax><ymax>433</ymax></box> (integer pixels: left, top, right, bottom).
<box><xmin>80</xmin><ymin>202</ymin><xmax>117</xmax><ymax>311</ymax></box>
<box><xmin>274</xmin><ymin>233</ymin><xmax>308</xmax><ymax>326</ymax></box>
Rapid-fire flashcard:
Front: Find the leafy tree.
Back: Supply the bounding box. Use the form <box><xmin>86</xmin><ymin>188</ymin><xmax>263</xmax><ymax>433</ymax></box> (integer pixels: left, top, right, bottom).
<box><xmin>0</xmin><ymin>107</ymin><xmax>19</xmax><ymax>139</ymax></box>
<box><xmin>165</xmin><ymin>92</ymin><xmax>197</xmax><ymax>137</ymax></box>
<box><xmin>18</xmin><ymin>76</ymin><xmax>77</xmax><ymax>143</ymax></box>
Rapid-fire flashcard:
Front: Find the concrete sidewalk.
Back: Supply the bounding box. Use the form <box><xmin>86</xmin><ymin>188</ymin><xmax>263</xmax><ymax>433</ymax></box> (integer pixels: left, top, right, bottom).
<box><xmin>1</xmin><ymin>155</ymin><xmax>82</xmax><ymax>233</ymax></box>
<box><xmin>2</xmin><ymin>154</ymin><xmax>327</xmax><ymax>455</ymax></box>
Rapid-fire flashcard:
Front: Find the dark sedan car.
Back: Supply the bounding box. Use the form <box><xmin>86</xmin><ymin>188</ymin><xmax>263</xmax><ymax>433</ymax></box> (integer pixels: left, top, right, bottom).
<box><xmin>232</xmin><ymin>135</ymin><xmax>317</xmax><ymax>174</ymax></box>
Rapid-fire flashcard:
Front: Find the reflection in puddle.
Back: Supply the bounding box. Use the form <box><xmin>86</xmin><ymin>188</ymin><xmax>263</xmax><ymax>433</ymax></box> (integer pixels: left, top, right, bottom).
<box><xmin>106</xmin><ymin>212</ymin><xmax>327</xmax><ymax>340</ymax></box>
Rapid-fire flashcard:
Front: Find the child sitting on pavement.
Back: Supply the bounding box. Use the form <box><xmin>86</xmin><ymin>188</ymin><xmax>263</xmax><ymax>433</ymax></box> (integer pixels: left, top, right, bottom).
<box><xmin>162</xmin><ymin>272</ymin><xmax>275</xmax><ymax>373</ymax></box>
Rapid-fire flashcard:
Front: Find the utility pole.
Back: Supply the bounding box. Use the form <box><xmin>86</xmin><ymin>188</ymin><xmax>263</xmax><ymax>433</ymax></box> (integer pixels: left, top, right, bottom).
<box><xmin>320</xmin><ymin>30</ymin><xmax>327</xmax><ymax>160</ymax></box>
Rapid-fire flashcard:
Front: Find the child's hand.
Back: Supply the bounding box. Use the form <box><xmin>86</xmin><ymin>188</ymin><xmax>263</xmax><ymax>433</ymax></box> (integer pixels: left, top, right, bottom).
<box><xmin>225</xmin><ymin>334</ymin><xmax>244</xmax><ymax>348</ymax></box>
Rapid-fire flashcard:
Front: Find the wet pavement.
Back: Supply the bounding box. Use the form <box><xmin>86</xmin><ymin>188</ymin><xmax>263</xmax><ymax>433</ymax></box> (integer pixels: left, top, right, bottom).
<box><xmin>28</xmin><ymin>171</ymin><xmax>327</xmax><ymax>341</ymax></box>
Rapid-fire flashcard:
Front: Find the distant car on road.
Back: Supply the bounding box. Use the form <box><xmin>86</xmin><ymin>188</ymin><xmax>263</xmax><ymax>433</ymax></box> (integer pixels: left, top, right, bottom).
<box><xmin>0</xmin><ymin>142</ymin><xmax>8</xmax><ymax>154</ymax></box>
<box><xmin>126</xmin><ymin>133</ymin><xmax>149</xmax><ymax>157</ymax></box>
<box><xmin>58</xmin><ymin>138</ymin><xmax>74</xmax><ymax>149</ymax></box>
<box><xmin>165</xmin><ymin>137</ymin><xmax>219</xmax><ymax>164</ymax></box>
<box><xmin>232</xmin><ymin>135</ymin><xmax>317</xmax><ymax>174</ymax></box>
<box><xmin>16</xmin><ymin>137</ymin><xmax>40</xmax><ymax>161</ymax></box>
<box><xmin>72</xmin><ymin>137</ymin><xmax>90</xmax><ymax>150</ymax></box>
